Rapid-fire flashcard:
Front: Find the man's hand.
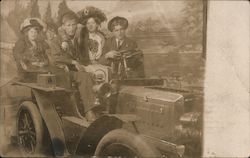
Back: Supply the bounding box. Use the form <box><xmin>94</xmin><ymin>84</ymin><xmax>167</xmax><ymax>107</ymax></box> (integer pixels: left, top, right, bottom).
<box><xmin>61</xmin><ymin>42</ymin><xmax>69</xmax><ymax>51</ymax></box>
<box><xmin>20</xmin><ymin>61</ymin><xmax>28</xmax><ymax>70</ymax></box>
<box><xmin>71</xmin><ymin>60</ymin><xmax>78</xmax><ymax>65</ymax></box>
<box><xmin>71</xmin><ymin>60</ymin><xmax>81</xmax><ymax>71</ymax></box>
<box><xmin>71</xmin><ymin>60</ymin><xmax>85</xmax><ymax>71</ymax></box>
<box><xmin>31</xmin><ymin>62</ymin><xmax>45</xmax><ymax>67</ymax></box>
<box><xmin>105</xmin><ymin>50</ymin><xmax>121</xmax><ymax>59</ymax></box>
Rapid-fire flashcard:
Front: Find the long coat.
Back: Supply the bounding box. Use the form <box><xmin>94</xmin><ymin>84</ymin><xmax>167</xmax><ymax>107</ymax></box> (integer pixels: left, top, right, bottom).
<box><xmin>49</xmin><ymin>32</ymin><xmax>84</xmax><ymax>66</ymax></box>
<box><xmin>13</xmin><ymin>36</ymin><xmax>49</xmax><ymax>79</ymax></box>
<box><xmin>49</xmin><ymin>30</ymin><xmax>96</xmax><ymax>112</ymax></box>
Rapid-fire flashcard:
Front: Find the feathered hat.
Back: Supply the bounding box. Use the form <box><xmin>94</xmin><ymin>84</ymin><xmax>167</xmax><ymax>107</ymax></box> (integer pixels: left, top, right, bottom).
<box><xmin>77</xmin><ymin>6</ymin><xmax>107</xmax><ymax>25</ymax></box>
<box><xmin>20</xmin><ymin>18</ymin><xmax>44</xmax><ymax>33</ymax></box>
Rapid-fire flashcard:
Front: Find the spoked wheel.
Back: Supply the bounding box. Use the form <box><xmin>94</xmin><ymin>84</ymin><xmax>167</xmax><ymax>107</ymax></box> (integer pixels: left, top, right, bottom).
<box><xmin>17</xmin><ymin>101</ymin><xmax>44</xmax><ymax>155</ymax></box>
<box><xmin>95</xmin><ymin>129</ymin><xmax>160</xmax><ymax>157</ymax></box>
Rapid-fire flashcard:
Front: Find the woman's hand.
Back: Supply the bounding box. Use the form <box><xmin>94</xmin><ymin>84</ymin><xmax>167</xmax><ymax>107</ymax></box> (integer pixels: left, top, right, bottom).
<box><xmin>31</xmin><ymin>62</ymin><xmax>45</xmax><ymax>67</ymax></box>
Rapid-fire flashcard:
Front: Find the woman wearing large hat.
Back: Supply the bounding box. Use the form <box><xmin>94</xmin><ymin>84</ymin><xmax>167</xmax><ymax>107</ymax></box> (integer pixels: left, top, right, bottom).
<box><xmin>13</xmin><ymin>18</ymin><xmax>49</xmax><ymax>81</ymax></box>
<box><xmin>77</xmin><ymin>6</ymin><xmax>107</xmax><ymax>65</ymax></box>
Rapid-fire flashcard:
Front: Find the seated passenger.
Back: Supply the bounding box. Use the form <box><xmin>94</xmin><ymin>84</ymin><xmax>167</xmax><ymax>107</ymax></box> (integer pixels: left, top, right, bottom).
<box><xmin>77</xmin><ymin>6</ymin><xmax>106</xmax><ymax>65</ymax></box>
<box><xmin>99</xmin><ymin>16</ymin><xmax>144</xmax><ymax>78</ymax></box>
<box><xmin>58</xmin><ymin>6</ymin><xmax>106</xmax><ymax>65</ymax></box>
<box><xmin>13</xmin><ymin>18</ymin><xmax>49</xmax><ymax>81</ymax></box>
<box><xmin>49</xmin><ymin>11</ymin><xmax>98</xmax><ymax>122</ymax></box>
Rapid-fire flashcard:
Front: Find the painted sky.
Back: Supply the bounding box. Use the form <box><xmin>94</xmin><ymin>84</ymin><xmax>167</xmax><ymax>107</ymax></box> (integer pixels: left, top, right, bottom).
<box><xmin>1</xmin><ymin>0</ymin><xmax>185</xmax><ymax>22</ymax></box>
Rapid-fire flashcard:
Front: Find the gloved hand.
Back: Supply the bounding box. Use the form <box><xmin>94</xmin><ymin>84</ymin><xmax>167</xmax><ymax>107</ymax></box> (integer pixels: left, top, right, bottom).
<box><xmin>61</xmin><ymin>41</ymin><xmax>69</xmax><ymax>51</ymax></box>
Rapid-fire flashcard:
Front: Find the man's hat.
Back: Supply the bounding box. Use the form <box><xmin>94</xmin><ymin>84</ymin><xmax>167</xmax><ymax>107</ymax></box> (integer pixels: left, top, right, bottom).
<box><xmin>20</xmin><ymin>18</ymin><xmax>43</xmax><ymax>33</ymax></box>
<box><xmin>77</xmin><ymin>6</ymin><xmax>107</xmax><ymax>25</ymax></box>
<box><xmin>58</xmin><ymin>10</ymin><xmax>79</xmax><ymax>25</ymax></box>
<box><xmin>108</xmin><ymin>16</ymin><xmax>128</xmax><ymax>32</ymax></box>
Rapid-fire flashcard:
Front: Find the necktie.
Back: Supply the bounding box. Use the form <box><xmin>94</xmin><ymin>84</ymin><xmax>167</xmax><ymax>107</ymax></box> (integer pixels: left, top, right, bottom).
<box><xmin>117</xmin><ymin>40</ymin><xmax>121</xmax><ymax>49</ymax></box>
<box><xmin>69</xmin><ymin>40</ymin><xmax>77</xmax><ymax>59</ymax></box>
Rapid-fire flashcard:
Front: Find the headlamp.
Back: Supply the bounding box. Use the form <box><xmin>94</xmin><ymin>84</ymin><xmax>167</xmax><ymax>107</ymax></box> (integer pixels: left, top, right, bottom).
<box><xmin>94</xmin><ymin>69</ymin><xmax>106</xmax><ymax>83</ymax></box>
<box><xmin>93</xmin><ymin>83</ymin><xmax>112</xmax><ymax>99</ymax></box>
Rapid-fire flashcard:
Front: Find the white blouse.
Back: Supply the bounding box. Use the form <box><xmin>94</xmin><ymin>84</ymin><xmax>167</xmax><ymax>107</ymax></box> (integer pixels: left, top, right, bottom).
<box><xmin>88</xmin><ymin>32</ymin><xmax>105</xmax><ymax>63</ymax></box>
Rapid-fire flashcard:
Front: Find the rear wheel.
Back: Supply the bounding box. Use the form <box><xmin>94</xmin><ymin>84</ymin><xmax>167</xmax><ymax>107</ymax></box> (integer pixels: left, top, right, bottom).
<box><xmin>95</xmin><ymin>129</ymin><xmax>160</xmax><ymax>157</ymax></box>
<box><xmin>17</xmin><ymin>101</ymin><xmax>44</xmax><ymax>155</ymax></box>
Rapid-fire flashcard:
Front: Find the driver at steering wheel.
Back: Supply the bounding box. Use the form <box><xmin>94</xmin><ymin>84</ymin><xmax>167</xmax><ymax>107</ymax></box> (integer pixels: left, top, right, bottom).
<box><xmin>99</xmin><ymin>16</ymin><xmax>144</xmax><ymax>78</ymax></box>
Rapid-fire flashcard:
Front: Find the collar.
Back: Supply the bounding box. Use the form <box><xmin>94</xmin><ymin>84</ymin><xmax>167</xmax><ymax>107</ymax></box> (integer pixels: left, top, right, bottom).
<box><xmin>116</xmin><ymin>38</ymin><xmax>124</xmax><ymax>43</ymax></box>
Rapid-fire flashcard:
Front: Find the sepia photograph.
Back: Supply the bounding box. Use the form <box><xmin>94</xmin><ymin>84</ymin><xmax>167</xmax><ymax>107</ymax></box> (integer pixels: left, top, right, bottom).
<box><xmin>0</xmin><ymin>0</ymin><xmax>207</xmax><ymax>157</ymax></box>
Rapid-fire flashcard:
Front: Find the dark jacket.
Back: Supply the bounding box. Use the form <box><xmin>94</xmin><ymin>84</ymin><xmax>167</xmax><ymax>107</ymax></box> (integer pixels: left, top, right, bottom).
<box><xmin>99</xmin><ymin>36</ymin><xmax>138</xmax><ymax>65</ymax></box>
<box><xmin>49</xmin><ymin>32</ymin><xmax>84</xmax><ymax>66</ymax></box>
<box><xmin>13</xmin><ymin>36</ymin><xmax>49</xmax><ymax>73</ymax></box>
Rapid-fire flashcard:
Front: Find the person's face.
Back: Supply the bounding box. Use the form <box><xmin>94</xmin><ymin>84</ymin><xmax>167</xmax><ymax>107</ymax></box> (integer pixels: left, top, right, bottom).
<box><xmin>63</xmin><ymin>19</ymin><xmax>77</xmax><ymax>36</ymax></box>
<box><xmin>113</xmin><ymin>25</ymin><xmax>126</xmax><ymax>40</ymax></box>
<box><xmin>86</xmin><ymin>18</ymin><xmax>99</xmax><ymax>33</ymax></box>
<box><xmin>27</xmin><ymin>27</ymin><xmax>38</xmax><ymax>41</ymax></box>
<box><xmin>46</xmin><ymin>29</ymin><xmax>55</xmax><ymax>40</ymax></box>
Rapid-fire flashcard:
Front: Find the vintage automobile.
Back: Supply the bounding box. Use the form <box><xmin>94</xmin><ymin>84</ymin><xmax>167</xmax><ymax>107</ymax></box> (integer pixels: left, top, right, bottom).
<box><xmin>12</xmin><ymin>49</ymin><xmax>202</xmax><ymax>157</ymax></box>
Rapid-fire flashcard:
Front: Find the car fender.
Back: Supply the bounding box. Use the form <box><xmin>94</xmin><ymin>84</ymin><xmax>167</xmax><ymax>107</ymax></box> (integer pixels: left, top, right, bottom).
<box><xmin>32</xmin><ymin>89</ymin><xmax>69</xmax><ymax>156</ymax></box>
<box><xmin>75</xmin><ymin>115</ymin><xmax>126</xmax><ymax>155</ymax></box>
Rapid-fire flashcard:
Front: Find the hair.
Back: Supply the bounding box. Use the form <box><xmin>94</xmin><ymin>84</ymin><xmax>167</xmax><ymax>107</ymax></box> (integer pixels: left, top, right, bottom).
<box><xmin>110</xmin><ymin>21</ymin><xmax>126</xmax><ymax>31</ymax></box>
<box><xmin>62</xmin><ymin>11</ymin><xmax>79</xmax><ymax>24</ymax></box>
<box><xmin>46</xmin><ymin>23</ymin><xmax>57</xmax><ymax>33</ymax></box>
<box><xmin>84</xmin><ymin>16</ymin><xmax>101</xmax><ymax>25</ymax></box>
<box><xmin>23</xmin><ymin>26</ymin><xmax>40</xmax><ymax>35</ymax></box>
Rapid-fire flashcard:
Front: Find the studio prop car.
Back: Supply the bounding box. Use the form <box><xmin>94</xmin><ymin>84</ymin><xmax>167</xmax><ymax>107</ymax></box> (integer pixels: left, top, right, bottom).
<box><xmin>12</xmin><ymin>49</ymin><xmax>202</xmax><ymax>157</ymax></box>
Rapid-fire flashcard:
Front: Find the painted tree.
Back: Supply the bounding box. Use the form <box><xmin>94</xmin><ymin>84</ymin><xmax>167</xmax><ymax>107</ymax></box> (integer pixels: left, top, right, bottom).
<box><xmin>179</xmin><ymin>0</ymin><xmax>203</xmax><ymax>45</ymax></box>
<box><xmin>30</xmin><ymin>0</ymin><xmax>41</xmax><ymax>18</ymax></box>
<box><xmin>57</xmin><ymin>0</ymin><xmax>71</xmax><ymax>25</ymax></box>
<box><xmin>6</xmin><ymin>0</ymin><xmax>31</xmax><ymax>37</ymax></box>
<box><xmin>43</xmin><ymin>1</ymin><xmax>54</xmax><ymax>24</ymax></box>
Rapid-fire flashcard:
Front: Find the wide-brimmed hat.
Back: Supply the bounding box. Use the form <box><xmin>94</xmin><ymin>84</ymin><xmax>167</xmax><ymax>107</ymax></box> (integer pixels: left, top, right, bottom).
<box><xmin>77</xmin><ymin>6</ymin><xmax>107</xmax><ymax>25</ymax></box>
<box><xmin>108</xmin><ymin>16</ymin><xmax>128</xmax><ymax>32</ymax></box>
<box><xmin>20</xmin><ymin>18</ymin><xmax>44</xmax><ymax>33</ymax></box>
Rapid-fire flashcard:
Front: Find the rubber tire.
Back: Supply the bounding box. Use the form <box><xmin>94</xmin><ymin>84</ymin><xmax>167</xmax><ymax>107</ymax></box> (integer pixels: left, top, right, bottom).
<box><xmin>17</xmin><ymin>101</ymin><xmax>44</xmax><ymax>155</ymax></box>
<box><xmin>95</xmin><ymin>129</ymin><xmax>160</xmax><ymax>157</ymax></box>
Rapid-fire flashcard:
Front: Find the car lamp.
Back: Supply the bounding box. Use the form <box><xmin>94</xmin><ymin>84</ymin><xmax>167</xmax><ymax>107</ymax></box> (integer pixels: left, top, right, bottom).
<box><xmin>93</xmin><ymin>83</ymin><xmax>112</xmax><ymax>99</ymax></box>
<box><xmin>179</xmin><ymin>112</ymin><xmax>201</xmax><ymax>129</ymax></box>
<box><xmin>94</xmin><ymin>69</ymin><xmax>106</xmax><ymax>84</ymax></box>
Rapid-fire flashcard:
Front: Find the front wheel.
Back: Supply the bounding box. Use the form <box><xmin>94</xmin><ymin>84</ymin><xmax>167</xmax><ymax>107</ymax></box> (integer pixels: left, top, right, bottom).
<box><xmin>95</xmin><ymin>129</ymin><xmax>160</xmax><ymax>157</ymax></box>
<box><xmin>17</xmin><ymin>101</ymin><xmax>44</xmax><ymax>155</ymax></box>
